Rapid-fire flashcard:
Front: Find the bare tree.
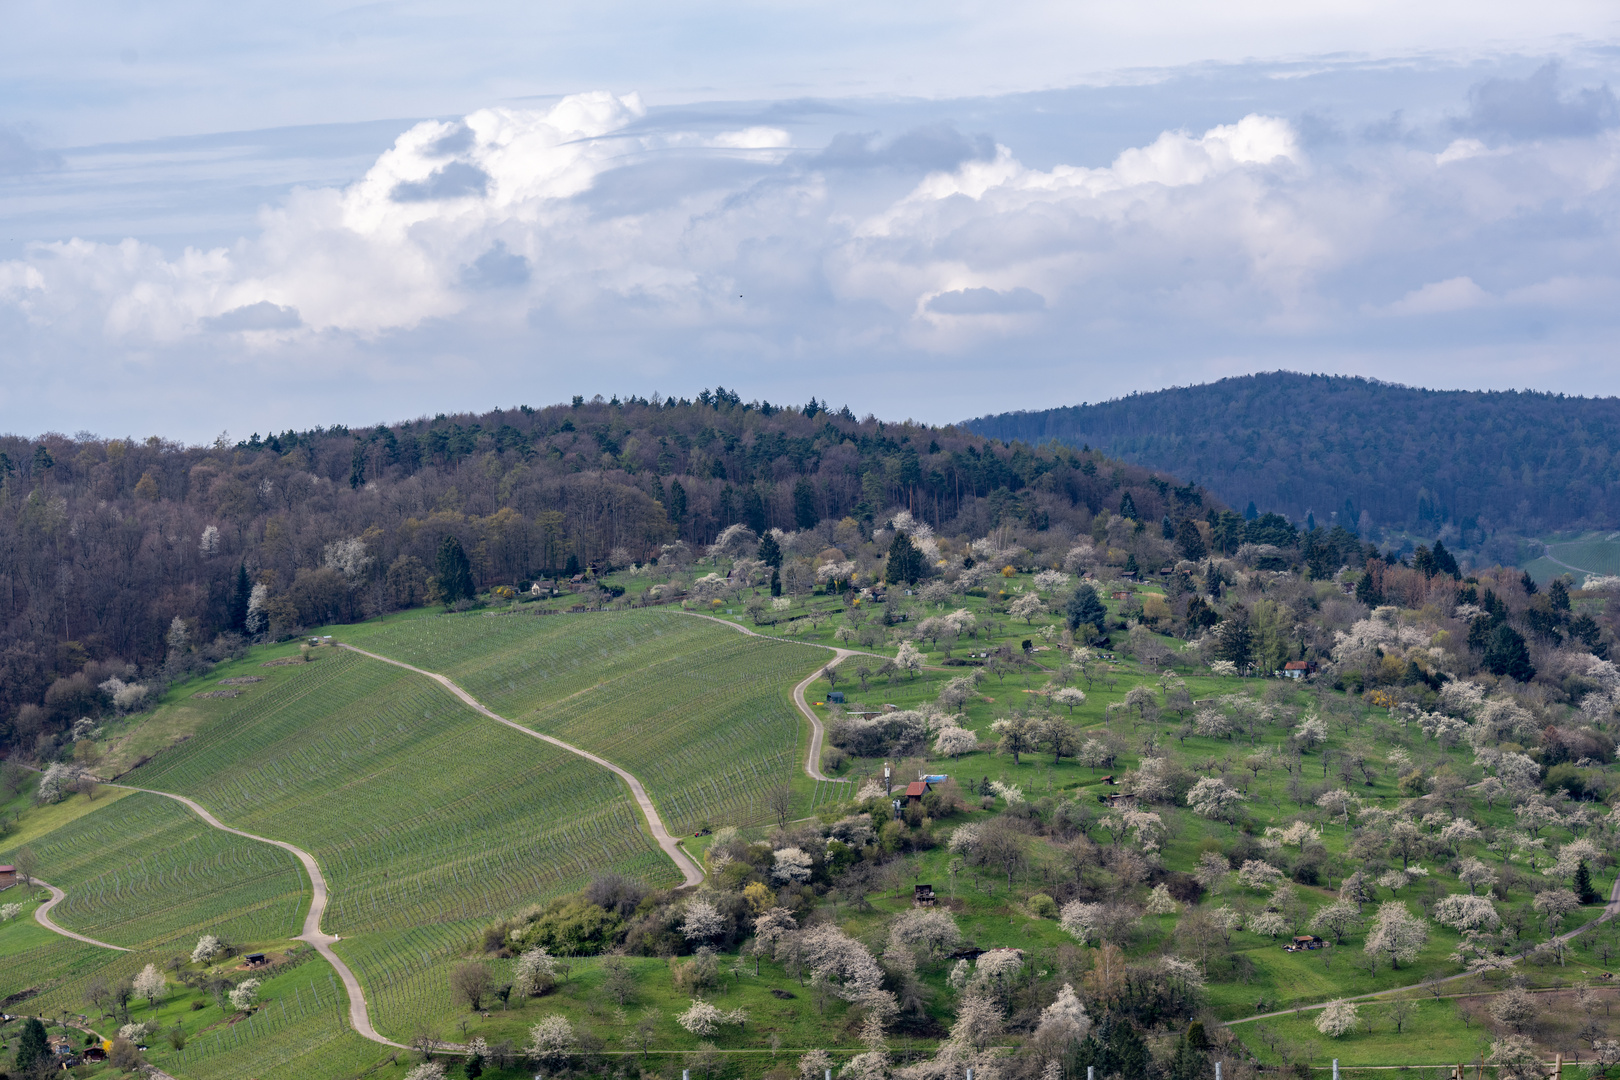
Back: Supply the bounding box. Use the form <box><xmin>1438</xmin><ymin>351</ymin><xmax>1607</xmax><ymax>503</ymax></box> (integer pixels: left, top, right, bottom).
<box><xmin>451</xmin><ymin>962</ymin><xmax>494</xmax><ymax>1011</ymax></box>
<box><xmin>768</xmin><ymin>785</ymin><xmax>794</xmax><ymax>828</ymax></box>
<box><xmin>13</xmin><ymin>846</ymin><xmax>37</xmax><ymax>886</ymax></box>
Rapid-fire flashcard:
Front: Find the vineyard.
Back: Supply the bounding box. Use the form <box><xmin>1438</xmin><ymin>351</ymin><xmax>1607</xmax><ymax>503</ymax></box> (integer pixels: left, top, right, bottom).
<box><xmin>343</xmin><ymin>609</ymin><xmax>827</xmax><ymax>833</ymax></box>
<box><xmin>0</xmin><ymin>792</ymin><xmax>307</xmax><ymax>954</ymax></box>
<box><xmin>101</xmin><ymin>646</ymin><xmax>679</xmax><ymax>1045</ymax></box>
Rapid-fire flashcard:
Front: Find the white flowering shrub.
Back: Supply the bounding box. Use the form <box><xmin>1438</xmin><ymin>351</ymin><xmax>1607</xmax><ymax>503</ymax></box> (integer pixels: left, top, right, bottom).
<box><xmin>192</xmin><ymin>935</ymin><xmax>223</xmax><ymax>963</ymax></box>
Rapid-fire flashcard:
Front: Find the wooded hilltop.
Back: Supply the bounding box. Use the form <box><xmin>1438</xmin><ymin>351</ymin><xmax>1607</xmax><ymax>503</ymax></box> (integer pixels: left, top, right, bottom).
<box><xmin>0</xmin><ymin>390</ymin><xmax>1219</xmax><ymax>757</ymax></box>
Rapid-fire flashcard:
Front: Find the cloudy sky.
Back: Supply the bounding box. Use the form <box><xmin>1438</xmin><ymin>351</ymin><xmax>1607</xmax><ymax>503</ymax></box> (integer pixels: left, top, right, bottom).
<box><xmin>3</xmin><ymin>1</ymin><xmax>1620</xmax><ymax>441</ymax></box>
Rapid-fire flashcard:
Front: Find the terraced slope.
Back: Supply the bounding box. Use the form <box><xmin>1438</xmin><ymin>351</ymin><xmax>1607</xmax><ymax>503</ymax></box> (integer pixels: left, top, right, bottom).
<box><xmin>343</xmin><ymin>610</ymin><xmax>827</xmax><ymax>833</ymax></box>
<box><xmin>1</xmin><ymin>792</ymin><xmax>306</xmax><ymax>952</ymax></box>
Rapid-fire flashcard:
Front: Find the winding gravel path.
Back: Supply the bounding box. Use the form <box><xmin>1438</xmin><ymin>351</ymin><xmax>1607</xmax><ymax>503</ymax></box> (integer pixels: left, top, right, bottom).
<box><xmin>30</xmin><ymin>878</ymin><xmax>130</xmax><ymax>951</ymax></box>
<box><xmin>680</xmin><ymin>611</ymin><xmax>858</xmax><ymax>783</ymax></box>
<box><xmin>111</xmin><ymin>783</ymin><xmax>407</xmax><ymax>1049</ymax></box>
<box><xmin>340</xmin><ymin>644</ymin><xmax>705</xmax><ymax>888</ymax></box>
<box><xmin>14</xmin><ymin>763</ymin><xmax>404</xmax><ymax>1049</ymax></box>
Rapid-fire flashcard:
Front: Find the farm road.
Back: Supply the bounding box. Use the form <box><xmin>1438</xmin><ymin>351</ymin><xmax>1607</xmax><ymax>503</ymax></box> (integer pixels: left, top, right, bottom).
<box><xmin>30</xmin><ymin>878</ymin><xmax>129</xmax><ymax>951</ymax></box>
<box><xmin>680</xmin><ymin>611</ymin><xmax>862</xmax><ymax>783</ymax></box>
<box><xmin>338</xmin><ymin>644</ymin><xmax>705</xmax><ymax>888</ymax></box>
<box><xmin>110</xmin><ymin>784</ymin><xmax>408</xmax><ymax>1050</ymax></box>
<box><xmin>14</xmin><ymin>763</ymin><xmax>406</xmax><ymax>1050</ymax></box>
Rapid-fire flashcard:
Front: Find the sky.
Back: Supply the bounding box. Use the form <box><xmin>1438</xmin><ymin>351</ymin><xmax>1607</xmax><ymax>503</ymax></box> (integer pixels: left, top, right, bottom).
<box><xmin>3</xmin><ymin>2</ymin><xmax>1620</xmax><ymax>442</ymax></box>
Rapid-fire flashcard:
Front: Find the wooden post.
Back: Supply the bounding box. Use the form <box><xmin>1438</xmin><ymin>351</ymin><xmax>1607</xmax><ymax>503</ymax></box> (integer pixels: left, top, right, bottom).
<box><xmin>1553</xmin><ymin>1053</ymin><xmax>1562</xmax><ymax>1080</ymax></box>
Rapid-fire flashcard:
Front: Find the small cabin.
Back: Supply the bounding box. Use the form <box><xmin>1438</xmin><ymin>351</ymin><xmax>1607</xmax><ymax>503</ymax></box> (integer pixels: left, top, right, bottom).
<box><xmin>0</xmin><ymin>864</ymin><xmax>15</xmax><ymax>889</ymax></box>
<box><xmin>827</xmin><ymin>691</ymin><xmax>845</xmax><ymax>705</ymax></box>
<box><xmin>1099</xmin><ymin>775</ymin><xmax>1116</xmax><ymax>786</ymax></box>
<box><xmin>904</xmin><ymin>780</ymin><xmax>932</xmax><ymax>805</ymax></box>
<box><xmin>244</xmin><ymin>952</ymin><xmax>268</xmax><ymax>967</ymax></box>
<box><xmin>1282</xmin><ymin>661</ymin><xmax>1316</xmax><ymax>680</ymax></box>
<box><xmin>1099</xmin><ymin>791</ymin><xmax>1136</xmax><ymax>808</ymax></box>
<box><xmin>1287</xmin><ymin>935</ymin><xmax>1325</xmax><ymax>951</ymax></box>
<box><xmin>914</xmin><ymin>884</ymin><xmax>937</xmax><ymax>907</ymax></box>
<box><xmin>84</xmin><ymin>1046</ymin><xmax>107</xmax><ymax>1062</ymax></box>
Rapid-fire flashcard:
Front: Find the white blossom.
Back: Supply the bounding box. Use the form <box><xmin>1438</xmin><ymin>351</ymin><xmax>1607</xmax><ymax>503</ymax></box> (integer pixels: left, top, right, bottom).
<box><xmin>191</xmin><ymin>935</ymin><xmax>223</xmax><ymax>963</ymax></box>
<box><xmin>228</xmin><ymin>978</ymin><xmax>261</xmax><ymax>1011</ymax></box>
<box><xmin>1317</xmin><ymin>1000</ymin><xmax>1359</xmax><ymax>1037</ymax></box>
<box><xmin>772</xmin><ymin>847</ymin><xmax>814</xmax><ymax>885</ymax></box>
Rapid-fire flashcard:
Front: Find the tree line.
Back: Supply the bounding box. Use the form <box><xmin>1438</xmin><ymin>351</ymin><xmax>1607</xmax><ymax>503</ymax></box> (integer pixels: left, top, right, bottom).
<box><xmin>0</xmin><ymin>391</ymin><xmax>1219</xmax><ymax>760</ymax></box>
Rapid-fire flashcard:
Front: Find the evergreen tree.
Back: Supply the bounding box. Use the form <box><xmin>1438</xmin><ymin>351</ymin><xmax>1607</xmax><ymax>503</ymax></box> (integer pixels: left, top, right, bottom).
<box><xmin>886</xmin><ymin>531</ymin><xmax>924</xmax><ymax>585</ymax></box>
<box><xmin>1124</xmin><ymin>553</ymin><xmax>1139</xmax><ymax>576</ymax></box>
<box><xmin>1162</xmin><ymin>515</ymin><xmax>1175</xmax><ymax>540</ymax></box>
<box><xmin>1342</xmin><ymin>497</ymin><xmax>1359</xmax><ymax>534</ymax></box>
<box><xmin>1306</xmin><ymin>510</ymin><xmax>1316</xmax><ymax>531</ymax></box>
<box><xmin>1521</xmin><ymin>569</ymin><xmax>1538</xmax><ymax>595</ymax></box>
<box><xmin>17</xmin><ymin>1016</ymin><xmax>49</xmax><ymax>1073</ymax></box>
<box><xmin>742</xmin><ymin>488</ymin><xmax>767</xmax><ymax>534</ymax></box>
<box><xmin>564</xmin><ymin>552</ymin><xmax>580</xmax><ymax>577</ymax></box>
<box><xmin>1118</xmin><ymin>491</ymin><xmax>1138</xmax><ymax>520</ymax></box>
<box><xmin>1244</xmin><ymin>501</ymin><xmax>1258</xmax><ymax>520</ymax></box>
<box><xmin>1175</xmin><ymin>519</ymin><xmax>1207</xmax><ymax>561</ymax></box>
<box><xmin>228</xmin><ymin>563</ymin><xmax>252</xmax><ymax>632</ymax></box>
<box><xmin>1550</xmin><ymin>578</ymin><xmax>1571</xmax><ymax>612</ymax></box>
<box><xmin>770</xmin><ymin>569</ymin><xmax>781</xmax><ymax>597</ymax></box>
<box><xmin>1185</xmin><ymin>594</ymin><xmax>1219</xmax><ymax>635</ymax></box>
<box><xmin>1576</xmin><ymin>859</ymin><xmax>1602</xmax><ymax>905</ymax></box>
<box><xmin>1213</xmin><ymin>613</ymin><xmax>1254</xmax><ymax>669</ymax></box>
<box><xmin>1432</xmin><ymin>539</ymin><xmax>1460</xmax><ymax>578</ymax></box>
<box><xmin>435</xmin><ymin>535</ymin><xmax>476</xmax><ymax>603</ymax></box>
<box><xmin>1483</xmin><ymin>623</ymin><xmax>1535</xmax><ymax>682</ymax></box>
<box><xmin>1207</xmin><ymin>561</ymin><xmax>1223</xmax><ymax>600</ymax></box>
<box><xmin>757</xmin><ymin>532</ymin><xmax>782</xmax><ymax>569</ymax></box>
<box><xmin>1354</xmin><ymin>568</ymin><xmax>1382</xmax><ymax>606</ymax></box>
<box><xmin>1066</xmin><ymin>584</ymin><xmax>1107</xmax><ymax>635</ymax></box>
<box><xmin>667</xmin><ymin>479</ymin><xmax>687</xmax><ymax>524</ymax></box>
<box><xmin>793</xmin><ymin>477</ymin><xmax>819</xmax><ymax>530</ymax></box>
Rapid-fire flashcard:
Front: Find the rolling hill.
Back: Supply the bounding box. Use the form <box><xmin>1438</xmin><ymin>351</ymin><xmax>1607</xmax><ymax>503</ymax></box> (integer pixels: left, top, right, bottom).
<box><xmin>966</xmin><ymin>373</ymin><xmax>1620</xmax><ymax>551</ymax></box>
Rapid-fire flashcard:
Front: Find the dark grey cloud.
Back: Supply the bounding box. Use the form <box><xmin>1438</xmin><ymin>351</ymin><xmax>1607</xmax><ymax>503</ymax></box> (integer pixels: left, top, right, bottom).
<box><xmin>813</xmin><ymin>122</ymin><xmax>995</xmax><ymax>172</ymax></box>
<box><xmin>461</xmin><ymin>241</ymin><xmax>530</xmax><ymax>288</ymax></box>
<box><xmin>928</xmin><ymin>287</ymin><xmax>1045</xmax><ymax>315</ymax></box>
<box><xmin>391</xmin><ymin>160</ymin><xmax>489</xmax><ymax>201</ymax></box>
<box><xmin>1461</xmin><ymin>62</ymin><xmax>1619</xmax><ymax>139</ymax></box>
<box><xmin>201</xmin><ymin>301</ymin><xmax>302</xmax><ymax>331</ymax></box>
<box><xmin>0</xmin><ymin>124</ymin><xmax>63</xmax><ymax>176</ymax></box>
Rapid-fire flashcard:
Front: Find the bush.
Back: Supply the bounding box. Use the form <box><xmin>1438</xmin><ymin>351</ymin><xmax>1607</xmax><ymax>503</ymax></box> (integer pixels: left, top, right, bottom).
<box><xmin>1027</xmin><ymin>893</ymin><xmax>1059</xmax><ymax>918</ymax></box>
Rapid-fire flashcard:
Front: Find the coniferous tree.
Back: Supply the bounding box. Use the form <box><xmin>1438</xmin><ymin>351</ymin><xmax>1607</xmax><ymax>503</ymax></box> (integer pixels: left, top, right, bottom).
<box><xmin>1118</xmin><ymin>491</ymin><xmax>1138</xmax><ymax>520</ymax></box>
<box><xmin>1483</xmin><ymin>623</ymin><xmax>1535</xmax><ymax>682</ymax></box>
<box><xmin>17</xmin><ymin>1016</ymin><xmax>49</xmax><ymax>1073</ymax></box>
<box><xmin>1575</xmin><ymin>859</ymin><xmax>1603</xmax><ymax>905</ymax></box>
<box><xmin>742</xmin><ymin>488</ymin><xmax>767</xmax><ymax>534</ymax></box>
<box><xmin>1550</xmin><ymin>578</ymin><xmax>1571</xmax><ymax>612</ymax></box>
<box><xmin>1432</xmin><ymin>539</ymin><xmax>1460</xmax><ymax>578</ymax></box>
<box><xmin>886</xmin><ymin>531</ymin><xmax>924</xmax><ymax>585</ymax></box>
<box><xmin>1175</xmin><ymin>519</ymin><xmax>1207</xmax><ymax>561</ymax></box>
<box><xmin>667</xmin><ymin>478</ymin><xmax>687</xmax><ymax>525</ymax></box>
<box><xmin>435</xmin><ymin>535</ymin><xmax>475</xmax><ymax>603</ymax></box>
<box><xmin>793</xmin><ymin>477</ymin><xmax>819</xmax><ymax>530</ymax></box>
<box><xmin>1066</xmin><ymin>584</ymin><xmax>1107</xmax><ymax>635</ymax></box>
<box><xmin>228</xmin><ymin>563</ymin><xmax>252</xmax><ymax>632</ymax></box>
<box><xmin>757</xmin><ymin>532</ymin><xmax>782</xmax><ymax>569</ymax></box>
<box><xmin>1355</xmin><ymin>567</ymin><xmax>1383</xmax><ymax>607</ymax></box>
<box><xmin>769</xmin><ymin>568</ymin><xmax>781</xmax><ymax>597</ymax></box>
<box><xmin>1161</xmin><ymin>515</ymin><xmax>1174</xmax><ymax>540</ymax></box>
<box><xmin>1124</xmin><ymin>553</ymin><xmax>1139</xmax><ymax>576</ymax></box>
<box><xmin>1521</xmin><ymin>570</ymin><xmax>1538</xmax><ymax>595</ymax></box>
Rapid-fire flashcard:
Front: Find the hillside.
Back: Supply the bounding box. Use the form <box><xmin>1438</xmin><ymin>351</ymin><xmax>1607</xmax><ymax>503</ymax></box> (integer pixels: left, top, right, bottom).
<box><xmin>0</xmin><ymin>391</ymin><xmax>1219</xmax><ymax>761</ymax></box>
<box><xmin>965</xmin><ymin>373</ymin><xmax>1620</xmax><ymax>556</ymax></box>
<box><xmin>5</xmin><ymin>514</ymin><xmax>1620</xmax><ymax>1079</ymax></box>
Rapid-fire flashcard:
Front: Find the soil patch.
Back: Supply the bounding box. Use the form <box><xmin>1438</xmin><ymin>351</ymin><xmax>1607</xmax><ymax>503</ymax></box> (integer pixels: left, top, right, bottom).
<box><xmin>260</xmin><ymin>658</ymin><xmax>306</xmax><ymax>667</ymax></box>
<box><xmin>217</xmin><ymin>676</ymin><xmax>265</xmax><ymax>685</ymax></box>
<box><xmin>192</xmin><ymin>690</ymin><xmax>242</xmax><ymax>699</ymax></box>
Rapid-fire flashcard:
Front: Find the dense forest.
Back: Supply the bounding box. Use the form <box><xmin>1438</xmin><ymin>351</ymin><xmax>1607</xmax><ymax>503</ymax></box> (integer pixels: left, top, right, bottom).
<box><xmin>966</xmin><ymin>373</ymin><xmax>1620</xmax><ymax>552</ymax></box>
<box><xmin>0</xmin><ymin>390</ymin><xmax>1219</xmax><ymax>757</ymax></box>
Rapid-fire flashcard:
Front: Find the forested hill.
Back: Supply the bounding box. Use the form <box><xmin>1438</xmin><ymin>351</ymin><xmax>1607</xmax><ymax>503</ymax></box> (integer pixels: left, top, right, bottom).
<box><xmin>966</xmin><ymin>373</ymin><xmax>1620</xmax><ymax>544</ymax></box>
<box><xmin>0</xmin><ymin>391</ymin><xmax>1219</xmax><ymax>752</ymax></box>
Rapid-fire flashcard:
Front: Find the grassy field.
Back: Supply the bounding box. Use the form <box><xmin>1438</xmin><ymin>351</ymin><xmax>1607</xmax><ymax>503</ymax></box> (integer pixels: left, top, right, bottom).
<box><xmin>337</xmin><ymin>608</ymin><xmax>829</xmax><ymax>833</ymax></box>
<box><xmin>1522</xmin><ymin>532</ymin><xmax>1620</xmax><ymax>586</ymax></box>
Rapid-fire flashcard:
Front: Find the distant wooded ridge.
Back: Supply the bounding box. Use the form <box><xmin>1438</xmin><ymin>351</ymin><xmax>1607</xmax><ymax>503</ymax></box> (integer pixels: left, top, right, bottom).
<box><xmin>966</xmin><ymin>372</ymin><xmax>1620</xmax><ymax>548</ymax></box>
